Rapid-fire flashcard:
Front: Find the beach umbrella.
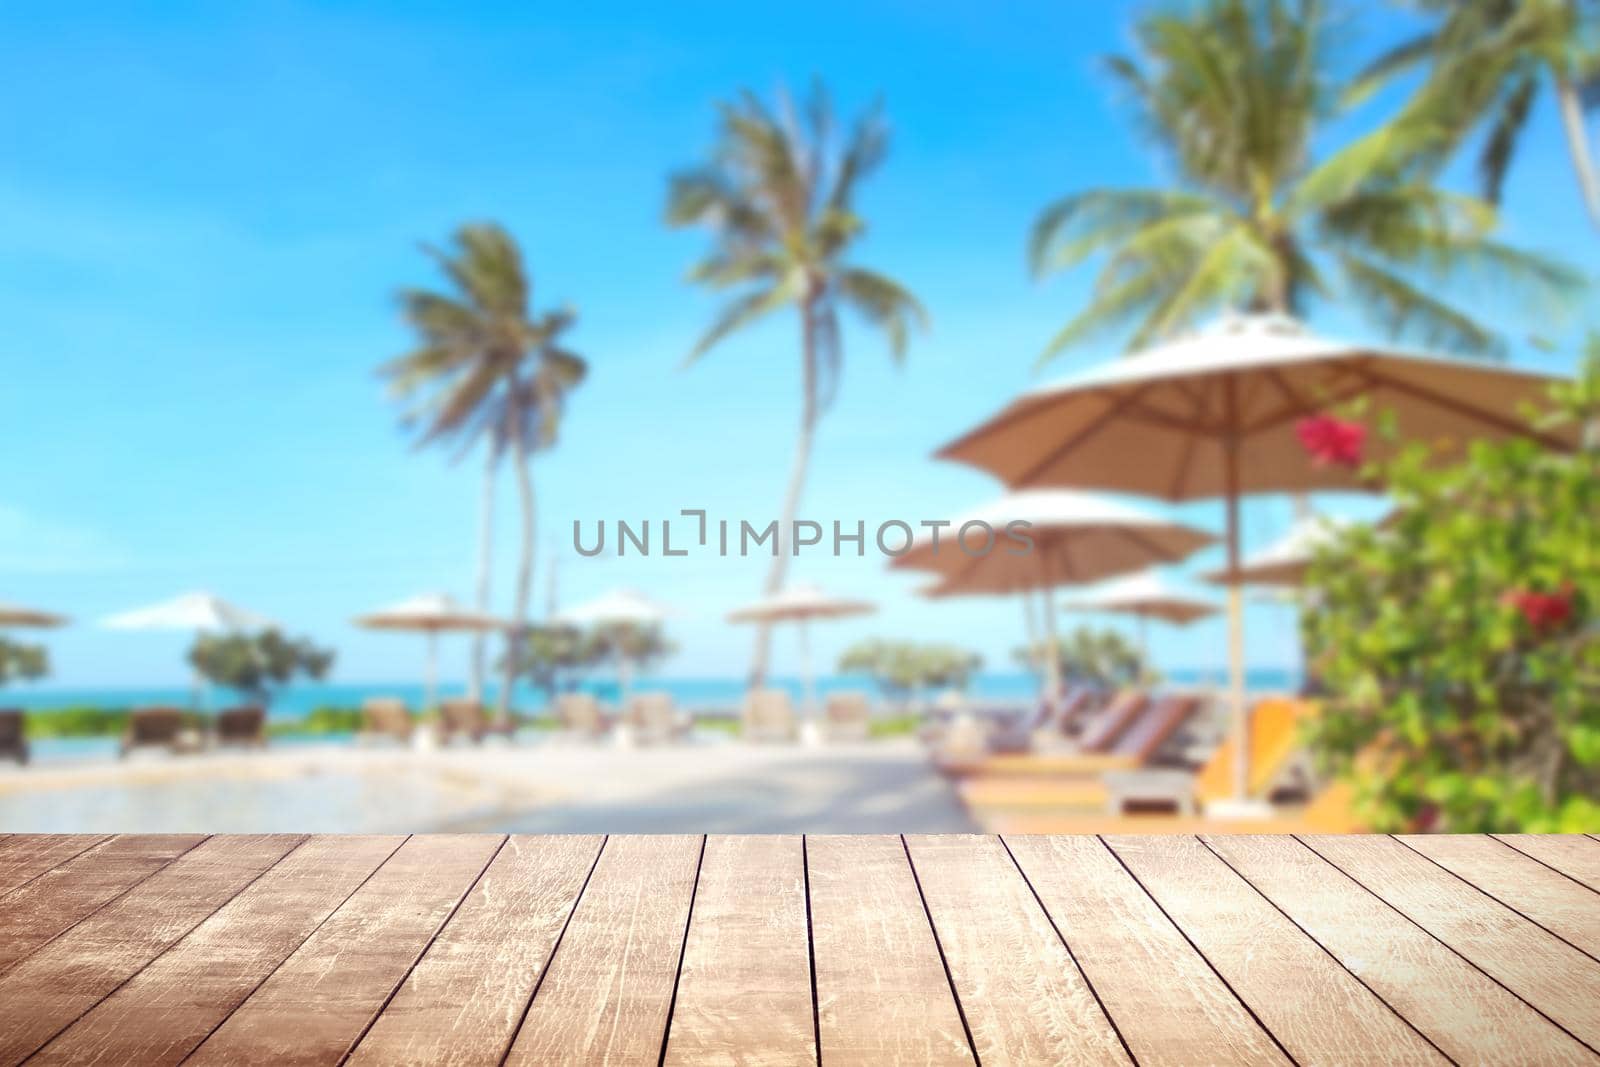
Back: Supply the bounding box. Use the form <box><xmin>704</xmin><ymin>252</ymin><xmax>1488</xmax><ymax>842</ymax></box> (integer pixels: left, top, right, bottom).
<box><xmin>1060</xmin><ymin>570</ymin><xmax>1219</xmax><ymax>663</ymax></box>
<box><xmin>0</xmin><ymin>601</ymin><xmax>69</xmax><ymax>628</ymax></box>
<box><xmin>555</xmin><ymin>589</ymin><xmax>675</xmax><ymax>704</ymax></box>
<box><xmin>1200</xmin><ymin>514</ymin><xmax>1349</xmax><ymax>588</ymax></box>
<box><xmin>936</xmin><ymin>312</ymin><xmax>1576</xmax><ymax>807</ymax></box>
<box><xmin>103</xmin><ymin>591</ymin><xmax>276</xmax><ymax>708</ymax></box>
<box><xmin>893</xmin><ymin>489</ymin><xmax>1214</xmax><ymax>699</ymax></box>
<box><xmin>353</xmin><ymin>593</ymin><xmax>509</xmax><ymax>713</ymax></box>
<box><xmin>727</xmin><ymin>583</ymin><xmax>876</xmax><ymax>723</ymax></box>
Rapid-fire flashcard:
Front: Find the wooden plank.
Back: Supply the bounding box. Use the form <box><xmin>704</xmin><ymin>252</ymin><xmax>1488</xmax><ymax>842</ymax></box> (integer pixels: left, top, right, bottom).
<box><xmin>1304</xmin><ymin>834</ymin><xmax>1600</xmax><ymax>1052</ymax></box>
<box><xmin>0</xmin><ymin>833</ymin><xmax>205</xmax><ymax>974</ymax></box>
<box><xmin>1400</xmin><ymin>834</ymin><xmax>1600</xmax><ymax>958</ymax></box>
<box><xmin>0</xmin><ymin>834</ymin><xmax>111</xmax><ymax>897</ymax></box>
<box><xmin>1495</xmin><ymin>834</ymin><xmax>1600</xmax><ymax>891</ymax></box>
<box><xmin>663</xmin><ymin>835</ymin><xmax>815</xmax><ymax>1066</ymax></box>
<box><xmin>1104</xmin><ymin>835</ymin><xmax>1446</xmax><ymax>1065</ymax></box>
<box><xmin>0</xmin><ymin>833</ymin><xmax>303</xmax><ymax>1066</ymax></box>
<box><xmin>808</xmin><ymin>835</ymin><xmax>974</xmax><ymax>1066</ymax></box>
<box><xmin>1206</xmin><ymin>834</ymin><xmax>1593</xmax><ymax>1066</ymax></box>
<box><xmin>186</xmin><ymin>834</ymin><xmax>506</xmax><ymax>1067</ymax></box>
<box><xmin>28</xmin><ymin>834</ymin><xmax>405</xmax><ymax>1066</ymax></box>
<box><xmin>1006</xmin><ymin>835</ymin><xmax>1286</xmax><ymax>1066</ymax></box>
<box><xmin>506</xmin><ymin>834</ymin><xmax>702</xmax><ymax>1065</ymax></box>
<box><xmin>345</xmin><ymin>834</ymin><xmax>603</xmax><ymax>1066</ymax></box>
<box><xmin>905</xmin><ymin>834</ymin><xmax>1131</xmax><ymax>1065</ymax></box>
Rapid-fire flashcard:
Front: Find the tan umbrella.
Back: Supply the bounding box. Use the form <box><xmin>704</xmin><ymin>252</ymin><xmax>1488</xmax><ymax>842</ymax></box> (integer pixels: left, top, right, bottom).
<box><xmin>1061</xmin><ymin>571</ymin><xmax>1219</xmax><ymax>662</ymax></box>
<box><xmin>727</xmin><ymin>583</ymin><xmax>875</xmax><ymax>723</ymax></box>
<box><xmin>895</xmin><ymin>489</ymin><xmax>1214</xmax><ymax>698</ymax></box>
<box><xmin>354</xmin><ymin>593</ymin><xmax>509</xmax><ymax>712</ymax></box>
<box><xmin>937</xmin><ymin>312</ymin><xmax>1576</xmax><ymax>806</ymax></box>
<box><xmin>0</xmin><ymin>601</ymin><xmax>69</xmax><ymax>628</ymax></box>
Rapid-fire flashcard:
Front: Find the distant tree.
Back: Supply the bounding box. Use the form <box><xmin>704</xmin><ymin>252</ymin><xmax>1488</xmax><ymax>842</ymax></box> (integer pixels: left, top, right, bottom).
<box><xmin>597</xmin><ymin>622</ymin><xmax>678</xmax><ymax>676</ymax></box>
<box><xmin>1030</xmin><ymin>0</ymin><xmax>1578</xmax><ymax>361</ymax></box>
<box><xmin>1302</xmin><ymin>343</ymin><xmax>1600</xmax><ymax>832</ymax></box>
<box><xmin>384</xmin><ymin>223</ymin><xmax>587</xmax><ymax>722</ymax></box>
<box><xmin>668</xmin><ymin>83</ymin><xmax>927</xmax><ymax>689</ymax></box>
<box><xmin>838</xmin><ymin>640</ymin><xmax>983</xmax><ymax>703</ymax></box>
<box><xmin>188</xmin><ymin>629</ymin><xmax>335</xmax><ymax>705</ymax></box>
<box><xmin>0</xmin><ymin>639</ymin><xmax>48</xmax><ymax>687</ymax></box>
<box><xmin>1013</xmin><ymin>626</ymin><xmax>1150</xmax><ymax>689</ymax></box>
<box><xmin>505</xmin><ymin>626</ymin><xmax>608</xmax><ymax>701</ymax></box>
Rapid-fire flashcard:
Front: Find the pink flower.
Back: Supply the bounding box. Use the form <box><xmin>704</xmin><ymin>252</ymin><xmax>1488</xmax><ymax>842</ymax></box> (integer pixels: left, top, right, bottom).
<box><xmin>1296</xmin><ymin>414</ymin><xmax>1367</xmax><ymax>468</ymax></box>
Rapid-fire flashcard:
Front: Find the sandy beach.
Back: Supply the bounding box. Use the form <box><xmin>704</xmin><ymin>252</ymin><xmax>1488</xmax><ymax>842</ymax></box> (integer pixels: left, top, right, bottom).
<box><xmin>0</xmin><ymin>737</ymin><xmax>977</xmax><ymax>834</ymax></box>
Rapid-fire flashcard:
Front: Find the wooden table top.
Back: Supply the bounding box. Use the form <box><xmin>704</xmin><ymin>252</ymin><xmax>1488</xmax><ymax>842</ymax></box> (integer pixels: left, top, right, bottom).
<box><xmin>0</xmin><ymin>833</ymin><xmax>1595</xmax><ymax>1065</ymax></box>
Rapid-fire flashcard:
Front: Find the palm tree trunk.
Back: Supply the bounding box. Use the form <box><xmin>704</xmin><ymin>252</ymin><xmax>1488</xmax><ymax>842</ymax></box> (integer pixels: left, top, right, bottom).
<box><xmin>1555</xmin><ymin>76</ymin><xmax>1600</xmax><ymax>228</ymax></box>
<box><xmin>747</xmin><ymin>294</ymin><xmax>821</xmax><ymax>689</ymax></box>
<box><xmin>468</xmin><ymin>444</ymin><xmax>496</xmax><ymax>704</ymax></box>
<box><xmin>497</xmin><ymin>380</ymin><xmax>535</xmax><ymax>726</ymax></box>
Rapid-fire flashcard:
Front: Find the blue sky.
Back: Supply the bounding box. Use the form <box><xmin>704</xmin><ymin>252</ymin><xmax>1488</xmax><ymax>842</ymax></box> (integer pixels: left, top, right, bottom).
<box><xmin>1</xmin><ymin>0</ymin><xmax>1595</xmax><ymax>688</ymax></box>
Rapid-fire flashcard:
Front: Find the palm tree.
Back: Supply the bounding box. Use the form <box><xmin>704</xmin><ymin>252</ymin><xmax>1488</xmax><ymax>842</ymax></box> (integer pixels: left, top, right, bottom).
<box><xmin>666</xmin><ymin>84</ymin><xmax>927</xmax><ymax>686</ymax></box>
<box><xmin>1357</xmin><ymin>0</ymin><xmax>1600</xmax><ymax>227</ymax></box>
<box><xmin>384</xmin><ymin>224</ymin><xmax>587</xmax><ymax>720</ymax></box>
<box><xmin>1030</xmin><ymin>0</ymin><xmax>1579</xmax><ymax>362</ymax></box>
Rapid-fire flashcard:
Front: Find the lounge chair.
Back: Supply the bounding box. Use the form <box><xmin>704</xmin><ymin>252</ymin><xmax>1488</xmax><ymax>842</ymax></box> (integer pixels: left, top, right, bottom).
<box><xmin>213</xmin><ymin>706</ymin><xmax>266</xmax><ymax>749</ymax></box>
<box><xmin>438</xmin><ymin>699</ymin><xmax>515</xmax><ymax>745</ymax></box>
<box><xmin>962</xmin><ymin>697</ymin><xmax>1341</xmax><ymax>828</ymax></box>
<box><xmin>0</xmin><ymin>709</ymin><xmax>27</xmax><ymax>765</ymax></box>
<box><xmin>822</xmin><ymin>691</ymin><xmax>871</xmax><ymax>742</ymax></box>
<box><xmin>624</xmin><ymin>691</ymin><xmax>691</xmax><ymax>744</ymax></box>
<box><xmin>119</xmin><ymin>707</ymin><xmax>202</xmax><ymax>758</ymax></box>
<box><xmin>554</xmin><ymin>692</ymin><xmax>608</xmax><ymax>738</ymax></box>
<box><xmin>935</xmin><ymin>689</ymin><xmax>1149</xmax><ymax>777</ymax></box>
<box><xmin>359</xmin><ymin>697</ymin><xmax>414</xmax><ymax>746</ymax></box>
<box><xmin>742</xmin><ymin>688</ymin><xmax>797</xmax><ymax>743</ymax></box>
<box><xmin>955</xmin><ymin>693</ymin><xmax>1206</xmax><ymax>811</ymax></box>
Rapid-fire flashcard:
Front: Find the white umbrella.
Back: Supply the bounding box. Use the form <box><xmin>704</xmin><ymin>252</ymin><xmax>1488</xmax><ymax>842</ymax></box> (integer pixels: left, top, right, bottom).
<box><xmin>1200</xmin><ymin>514</ymin><xmax>1349</xmax><ymax>588</ymax></box>
<box><xmin>1060</xmin><ymin>570</ymin><xmax>1219</xmax><ymax>663</ymax></box>
<box><xmin>727</xmin><ymin>583</ymin><xmax>876</xmax><ymax>723</ymax></box>
<box><xmin>103</xmin><ymin>592</ymin><xmax>277</xmax><ymax>709</ymax></box>
<box><xmin>893</xmin><ymin>489</ymin><xmax>1214</xmax><ymax>700</ymax></box>
<box><xmin>353</xmin><ymin>593</ymin><xmax>509</xmax><ymax>713</ymax></box>
<box><xmin>555</xmin><ymin>589</ymin><xmax>675</xmax><ymax>704</ymax></box>
<box><xmin>937</xmin><ymin>312</ymin><xmax>1576</xmax><ymax>807</ymax></box>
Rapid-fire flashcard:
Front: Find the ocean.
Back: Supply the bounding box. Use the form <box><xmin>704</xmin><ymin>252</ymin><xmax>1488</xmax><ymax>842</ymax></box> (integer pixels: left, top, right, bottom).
<box><xmin>7</xmin><ymin>668</ymin><xmax>1303</xmax><ymax>720</ymax></box>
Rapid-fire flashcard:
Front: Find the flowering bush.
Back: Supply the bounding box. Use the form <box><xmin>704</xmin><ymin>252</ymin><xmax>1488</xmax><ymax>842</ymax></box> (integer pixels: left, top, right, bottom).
<box><xmin>1301</xmin><ymin>346</ymin><xmax>1600</xmax><ymax>832</ymax></box>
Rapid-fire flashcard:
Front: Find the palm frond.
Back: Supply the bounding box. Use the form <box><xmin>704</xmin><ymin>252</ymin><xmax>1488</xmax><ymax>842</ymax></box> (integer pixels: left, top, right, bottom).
<box><xmin>1029</xmin><ymin>189</ymin><xmax>1219</xmax><ymax>275</ymax></box>
<box><xmin>684</xmin><ymin>282</ymin><xmax>797</xmax><ymax>366</ymax></box>
<box><xmin>836</xmin><ymin>268</ymin><xmax>928</xmax><ymax>364</ymax></box>
<box><xmin>1338</xmin><ymin>252</ymin><xmax>1501</xmax><ymax>357</ymax></box>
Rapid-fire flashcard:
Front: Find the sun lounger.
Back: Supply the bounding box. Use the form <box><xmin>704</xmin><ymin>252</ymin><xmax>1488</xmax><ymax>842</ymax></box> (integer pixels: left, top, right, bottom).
<box><xmin>213</xmin><ymin>706</ymin><xmax>266</xmax><ymax>748</ymax></box>
<box><xmin>359</xmin><ymin>697</ymin><xmax>414</xmax><ymax>745</ymax></box>
<box><xmin>935</xmin><ymin>690</ymin><xmax>1149</xmax><ymax>777</ymax></box>
<box><xmin>554</xmin><ymin>692</ymin><xmax>608</xmax><ymax>737</ymax></box>
<box><xmin>119</xmin><ymin>707</ymin><xmax>202</xmax><ymax>758</ymax></box>
<box><xmin>624</xmin><ymin>691</ymin><xmax>691</xmax><ymax>744</ymax></box>
<box><xmin>742</xmin><ymin>688</ymin><xmax>796</xmax><ymax>743</ymax></box>
<box><xmin>438</xmin><ymin>699</ymin><xmax>515</xmax><ymax>744</ymax></box>
<box><xmin>0</xmin><ymin>709</ymin><xmax>27</xmax><ymax>765</ymax></box>
<box><xmin>822</xmin><ymin>691</ymin><xmax>871</xmax><ymax>741</ymax></box>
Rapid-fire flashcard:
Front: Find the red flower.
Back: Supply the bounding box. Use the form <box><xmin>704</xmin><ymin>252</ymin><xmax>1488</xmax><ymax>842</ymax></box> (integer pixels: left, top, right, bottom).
<box><xmin>1502</xmin><ymin>585</ymin><xmax>1576</xmax><ymax>633</ymax></box>
<box><xmin>1296</xmin><ymin>414</ymin><xmax>1367</xmax><ymax>468</ymax></box>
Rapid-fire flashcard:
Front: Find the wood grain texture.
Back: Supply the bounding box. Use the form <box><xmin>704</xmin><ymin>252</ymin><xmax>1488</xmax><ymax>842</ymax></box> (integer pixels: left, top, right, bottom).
<box><xmin>905</xmin><ymin>834</ymin><xmax>1131</xmax><ymax>1065</ymax></box>
<box><xmin>1205</xmin><ymin>834</ymin><xmax>1594</xmax><ymax>1066</ymax></box>
<box><xmin>0</xmin><ymin>833</ymin><xmax>303</xmax><ymax>1066</ymax></box>
<box><xmin>1304</xmin><ymin>834</ymin><xmax>1600</xmax><ymax>1052</ymax></box>
<box><xmin>1399</xmin><ymin>834</ymin><xmax>1600</xmax><ymax>959</ymax></box>
<box><xmin>345</xmin><ymin>834</ymin><xmax>603</xmax><ymax>1067</ymax></box>
<box><xmin>1495</xmin><ymin>834</ymin><xmax>1600</xmax><ymax>891</ymax></box>
<box><xmin>29</xmin><ymin>834</ymin><xmax>404</xmax><ymax>1066</ymax></box>
<box><xmin>807</xmin><ymin>835</ymin><xmax>974</xmax><ymax>1066</ymax></box>
<box><xmin>1104</xmin><ymin>835</ymin><xmax>1446</xmax><ymax>1066</ymax></box>
<box><xmin>0</xmin><ymin>834</ymin><xmax>111</xmax><ymax>897</ymax></box>
<box><xmin>1005</xmin><ymin>834</ymin><xmax>1286</xmax><ymax>1066</ymax></box>
<box><xmin>663</xmin><ymin>835</ymin><xmax>815</xmax><ymax>1067</ymax></box>
<box><xmin>0</xmin><ymin>834</ymin><xmax>204</xmax><ymax>974</ymax></box>
<box><xmin>186</xmin><ymin>834</ymin><xmax>506</xmax><ymax>1067</ymax></box>
<box><xmin>506</xmin><ymin>834</ymin><xmax>702</xmax><ymax>1066</ymax></box>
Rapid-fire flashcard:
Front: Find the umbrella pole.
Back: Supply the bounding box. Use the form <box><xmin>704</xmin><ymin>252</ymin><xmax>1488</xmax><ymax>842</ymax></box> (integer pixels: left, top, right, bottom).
<box><xmin>1041</xmin><ymin>585</ymin><xmax>1061</xmax><ymax>705</ymax></box>
<box><xmin>798</xmin><ymin>618</ymin><xmax>815</xmax><ymax>723</ymax></box>
<box><xmin>1224</xmin><ymin>399</ymin><xmax>1250</xmax><ymax>804</ymax></box>
<box><xmin>1020</xmin><ymin>589</ymin><xmax>1043</xmax><ymax>699</ymax></box>
<box><xmin>1137</xmin><ymin>615</ymin><xmax>1149</xmax><ymax>675</ymax></box>
<box><xmin>425</xmin><ymin>630</ymin><xmax>438</xmax><ymax>714</ymax></box>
